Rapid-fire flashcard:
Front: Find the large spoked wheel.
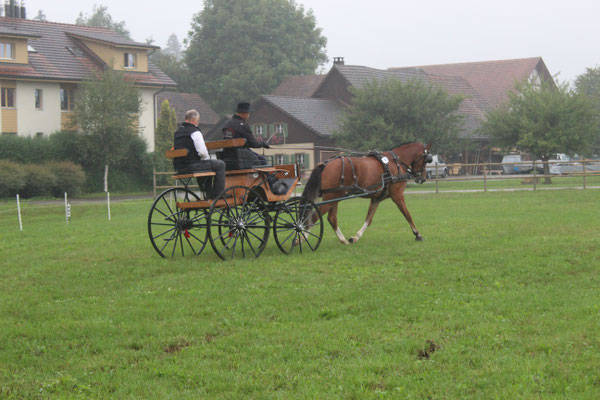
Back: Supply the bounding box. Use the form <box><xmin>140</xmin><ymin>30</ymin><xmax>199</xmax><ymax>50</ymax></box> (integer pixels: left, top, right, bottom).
<box><xmin>207</xmin><ymin>186</ymin><xmax>270</xmax><ymax>260</ymax></box>
<box><xmin>273</xmin><ymin>197</ymin><xmax>323</xmax><ymax>255</ymax></box>
<box><xmin>148</xmin><ymin>188</ymin><xmax>209</xmax><ymax>258</ymax></box>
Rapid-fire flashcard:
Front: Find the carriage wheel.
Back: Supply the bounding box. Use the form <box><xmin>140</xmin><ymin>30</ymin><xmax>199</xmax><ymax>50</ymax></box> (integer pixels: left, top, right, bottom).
<box><xmin>273</xmin><ymin>197</ymin><xmax>323</xmax><ymax>255</ymax></box>
<box><xmin>148</xmin><ymin>188</ymin><xmax>209</xmax><ymax>258</ymax></box>
<box><xmin>207</xmin><ymin>186</ymin><xmax>270</xmax><ymax>260</ymax></box>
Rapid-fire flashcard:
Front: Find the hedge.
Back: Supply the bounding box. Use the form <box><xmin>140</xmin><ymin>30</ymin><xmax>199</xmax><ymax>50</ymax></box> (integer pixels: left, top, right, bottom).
<box><xmin>0</xmin><ymin>160</ymin><xmax>26</xmax><ymax>198</ymax></box>
<box><xmin>0</xmin><ymin>160</ymin><xmax>85</xmax><ymax>198</ymax></box>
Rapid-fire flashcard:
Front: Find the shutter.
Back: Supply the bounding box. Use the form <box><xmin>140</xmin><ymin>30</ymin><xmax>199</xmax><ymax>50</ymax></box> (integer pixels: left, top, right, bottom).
<box><xmin>283</xmin><ymin>154</ymin><xmax>289</xmax><ymax>163</ymax></box>
<box><xmin>304</xmin><ymin>153</ymin><xmax>310</xmax><ymax>169</ymax></box>
<box><xmin>251</xmin><ymin>124</ymin><xmax>256</xmax><ymax>135</ymax></box>
<box><xmin>283</xmin><ymin>123</ymin><xmax>288</xmax><ymax>138</ymax></box>
<box><xmin>269</xmin><ymin>124</ymin><xmax>275</xmax><ymax>135</ymax></box>
<box><xmin>291</xmin><ymin>154</ymin><xmax>296</xmax><ymax>163</ymax></box>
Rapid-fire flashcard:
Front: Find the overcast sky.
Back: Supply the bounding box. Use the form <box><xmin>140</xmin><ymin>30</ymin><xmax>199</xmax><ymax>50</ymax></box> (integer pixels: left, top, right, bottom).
<box><xmin>21</xmin><ymin>0</ymin><xmax>600</xmax><ymax>83</ymax></box>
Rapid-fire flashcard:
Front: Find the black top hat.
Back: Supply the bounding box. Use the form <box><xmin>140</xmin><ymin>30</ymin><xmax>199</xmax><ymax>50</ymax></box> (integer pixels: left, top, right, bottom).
<box><xmin>236</xmin><ymin>102</ymin><xmax>251</xmax><ymax>113</ymax></box>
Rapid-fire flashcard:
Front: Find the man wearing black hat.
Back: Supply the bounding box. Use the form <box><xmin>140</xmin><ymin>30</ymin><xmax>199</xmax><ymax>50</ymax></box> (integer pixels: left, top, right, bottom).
<box><xmin>222</xmin><ymin>102</ymin><xmax>269</xmax><ymax>165</ymax></box>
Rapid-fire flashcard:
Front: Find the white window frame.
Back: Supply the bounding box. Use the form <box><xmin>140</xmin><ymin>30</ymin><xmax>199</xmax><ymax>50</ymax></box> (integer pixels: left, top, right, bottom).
<box><xmin>295</xmin><ymin>153</ymin><xmax>305</xmax><ymax>166</ymax></box>
<box><xmin>275</xmin><ymin>154</ymin><xmax>285</xmax><ymax>165</ymax></box>
<box><xmin>255</xmin><ymin>124</ymin><xmax>264</xmax><ymax>138</ymax></box>
<box><xmin>0</xmin><ymin>42</ymin><xmax>14</xmax><ymax>59</ymax></box>
<box><xmin>60</xmin><ymin>87</ymin><xmax>74</xmax><ymax>111</ymax></box>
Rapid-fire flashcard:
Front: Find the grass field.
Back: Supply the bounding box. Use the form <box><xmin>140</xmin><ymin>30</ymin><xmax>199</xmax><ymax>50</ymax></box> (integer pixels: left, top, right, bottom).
<box><xmin>1</xmin><ymin>189</ymin><xmax>599</xmax><ymax>398</ymax></box>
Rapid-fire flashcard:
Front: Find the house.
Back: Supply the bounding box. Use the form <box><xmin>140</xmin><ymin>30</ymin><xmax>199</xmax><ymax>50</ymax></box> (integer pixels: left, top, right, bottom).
<box><xmin>0</xmin><ymin>13</ymin><xmax>176</xmax><ymax>151</ymax></box>
<box><xmin>249</xmin><ymin>57</ymin><xmax>553</xmax><ymax>168</ymax></box>
<box><xmin>157</xmin><ymin>91</ymin><xmax>219</xmax><ymax>133</ymax></box>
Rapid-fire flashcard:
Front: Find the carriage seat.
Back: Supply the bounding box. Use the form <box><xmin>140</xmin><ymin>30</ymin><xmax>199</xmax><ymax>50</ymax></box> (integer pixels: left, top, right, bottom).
<box><xmin>217</xmin><ymin>148</ymin><xmax>264</xmax><ymax>171</ymax></box>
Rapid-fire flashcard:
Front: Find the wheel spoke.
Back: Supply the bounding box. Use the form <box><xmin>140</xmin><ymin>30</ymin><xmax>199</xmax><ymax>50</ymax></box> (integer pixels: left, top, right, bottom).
<box><xmin>242</xmin><ymin>231</ymin><xmax>259</xmax><ymax>257</ymax></box>
<box><xmin>153</xmin><ymin>226</ymin><xmax>176</xmax><ymax>240</ymax></box>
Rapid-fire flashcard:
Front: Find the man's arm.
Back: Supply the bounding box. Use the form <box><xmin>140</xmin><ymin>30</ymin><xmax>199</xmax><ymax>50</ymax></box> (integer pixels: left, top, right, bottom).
<box><xmin>191</xmin><ymin>130</ymin><xmax>210</xmax><ymax>160</ymax></box>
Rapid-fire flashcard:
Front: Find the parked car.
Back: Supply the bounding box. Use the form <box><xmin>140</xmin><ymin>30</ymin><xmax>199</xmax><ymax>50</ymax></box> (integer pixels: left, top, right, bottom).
<box><xmin>426</xmin><ymin>155</ymin><xmax>449</xmax><ymax>178</ymax></box>
<box><xmin>501</xmin><ymin>154</ymin><xmax>544</xmax><ymax>174</ymax></box>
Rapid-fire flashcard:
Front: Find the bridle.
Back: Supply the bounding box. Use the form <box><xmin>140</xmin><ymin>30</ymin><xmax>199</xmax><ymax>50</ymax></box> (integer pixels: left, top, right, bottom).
<box><xmin>398</xmin><ymin>149</ymin><xmax>432</xmax><ymax>183</ymax></box>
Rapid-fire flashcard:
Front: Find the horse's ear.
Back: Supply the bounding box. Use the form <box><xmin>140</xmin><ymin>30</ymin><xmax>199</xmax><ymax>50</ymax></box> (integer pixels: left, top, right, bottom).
<box><xmin>426</xmin><ymin>143</ymin><xmax>432</xmax><ymax>151</ymax></box>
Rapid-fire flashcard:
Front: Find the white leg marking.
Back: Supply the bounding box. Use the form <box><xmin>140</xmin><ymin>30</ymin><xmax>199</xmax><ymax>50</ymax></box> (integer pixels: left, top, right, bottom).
<box><xmin>351</xmin><ymin>221</ymin><xmax>370</xmax><ymax>243</ymax></box>
<box><xmin>335</xmin><ymin>227</ymin><xmax>350</xmax><ymax>245</ymax></box>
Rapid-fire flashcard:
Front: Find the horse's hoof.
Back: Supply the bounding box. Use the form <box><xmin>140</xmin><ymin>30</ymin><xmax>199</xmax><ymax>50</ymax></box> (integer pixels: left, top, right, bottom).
<box><xmin>415</xmin><ymin>236</ymin><xmax>424</xmax><ymax>242</ymax></box>
<box><xmin>348</xmin><ymin>237</ymin><xmax>356</xmax><ymax>244</ymax></box>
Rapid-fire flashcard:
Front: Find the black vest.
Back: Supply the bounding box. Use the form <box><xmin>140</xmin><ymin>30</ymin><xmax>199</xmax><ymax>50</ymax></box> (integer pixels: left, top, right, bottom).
<box><xmin>173</xmin><ymin>122</ymin><xmax>202</xmax><ymax>171</ymax></box>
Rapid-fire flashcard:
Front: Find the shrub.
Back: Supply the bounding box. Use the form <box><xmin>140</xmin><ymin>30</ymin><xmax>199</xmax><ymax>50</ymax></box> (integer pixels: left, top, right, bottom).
<box><xmin>46</xmin><ymin>161</ymin><xmax>86</xmax><ymax>197</ymax></box>
<box><xmin>20</xmin><ymin>164</ymin><xmax>57</xmax><ymax>198</ymax></box>
<box><xmin>0</xmin><ymin>160</ymin><xmax>26</xmax><ymax>198</ymax></box>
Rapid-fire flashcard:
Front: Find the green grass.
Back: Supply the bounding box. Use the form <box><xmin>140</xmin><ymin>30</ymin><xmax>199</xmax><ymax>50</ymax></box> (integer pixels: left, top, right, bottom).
<box><xmin>1</xmin><ymin>190</ymin><xmax>600</xmax><ymax>398</ymax></box>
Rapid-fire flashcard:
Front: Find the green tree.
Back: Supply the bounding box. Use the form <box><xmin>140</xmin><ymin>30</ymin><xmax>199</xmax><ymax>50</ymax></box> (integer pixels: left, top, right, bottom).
<box><xmin>73</xmin><ymin>68</ymin><xmax>141</xmax><ymax>192</ymax></box>
<box><xmin>335</xmin><ymin>78</ymin><xmax>464</xmax><ymax>152</ymax></box>
<box><xmin>575</xmin><ymin>66</ymin><xmax>600</xmax><ymax>155</ymax></box>
<box><xmin>155</xmin><ymin>99</ymin><xmax>177</xmax><ymax>155</ymax></box>
<box><xmin>186</xmin><ymin>0</ymin><xmax>327</xmax><ymax>113</ymax></box>
<box><xmin>149</xmin><ymin>50</ymin><xmax>192</xmax><ymax>91</ymax></box>
<box><xmin>164</xmin><ymin>34</ymin><xmax>183</xmax><ymax>61</ymax></box>
<box><xmin>76</xmin><ymin>5</ymin><xmax>130</xmax><ymax>39</ymax></box>
<box><xmin>483</xmin><ymin>79</ymin><xmax>598</xmax><ymax>182</ymax></box>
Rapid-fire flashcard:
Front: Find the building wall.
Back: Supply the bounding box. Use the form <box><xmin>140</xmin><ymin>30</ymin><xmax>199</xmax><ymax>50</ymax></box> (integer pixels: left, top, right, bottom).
<box><xmin>139</xmin><ymin>88</ymin><xmax>157</xmax><ymax>152</ymax></box>
<box><xmin>0</xmin><ymin>37</ymin><xmax>28</xmax><ymax>64</ymax></box>
<box><xmin>83</xmin><ymin>40</ymin><xmax>148</xmax><ymax>73</ymax></box>
<box><xmin>313</xmin><ymin>68</ymin><xmax>352</xmax><ymax>104</ymax></box>
<box><xmin>16</xmin><ymin>81</ymin><xmax>61</xmax><ymax>136</ymax></box>
<box><xmin>1</xmin><ymin>79</ymin><xmax>17</xmax><ymax>133</ymax></box>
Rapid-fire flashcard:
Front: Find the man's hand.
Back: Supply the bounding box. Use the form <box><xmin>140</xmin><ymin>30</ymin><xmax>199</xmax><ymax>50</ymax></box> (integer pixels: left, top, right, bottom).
<box><xmin>262</xmin><ymin>143</ymin><xmax>271</xmax><ymax>149</ymax></box>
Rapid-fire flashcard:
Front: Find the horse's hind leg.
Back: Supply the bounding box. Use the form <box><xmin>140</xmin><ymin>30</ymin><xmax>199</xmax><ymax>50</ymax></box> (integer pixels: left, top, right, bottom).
<box><xmin>349</xmin><ymin>199</ymin><xmax>381</xmax><ymax>244</ymax></box>
<box><xmin>391</xmin><ymin>188</ymin><xmax>423</xmax><ymax>241</ymax></box>
<box><xmin>325</xmin><ymin>202</ymin><xmax>350</xmax><ymax>245</ymax></box>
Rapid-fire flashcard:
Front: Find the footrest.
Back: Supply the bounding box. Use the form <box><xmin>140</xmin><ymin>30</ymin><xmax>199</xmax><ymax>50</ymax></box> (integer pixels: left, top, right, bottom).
<box><xmin>172</xmin><ymin>172</ymin><xmax>216</xmax><ymax>180</ymax></box>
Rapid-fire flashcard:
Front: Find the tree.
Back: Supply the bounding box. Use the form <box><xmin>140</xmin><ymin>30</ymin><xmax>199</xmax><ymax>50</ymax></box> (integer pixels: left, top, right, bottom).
<box><xmin>164</xmin><ymin>34</ymin><xmax>183</xmax><ymax>61</ymax></box>
<box><xmin>575</xmin><ymin>66</ymin><xmax>600</xmax><ymax>155</ymax></box>
<box><xmin>33</xmin><ymin>10</ymin><xmax>47</xmax><ymax>21</ymax></box>
<box><xmin>149</xmin><ymin>50</ymin><xmax>193</xmax><ymax>91</ymax></box>
<box><xmin>186</xmin><ymin>0</ymin><xmax>327</xmax><ymax>113</ymax></box>
<box><xmin>483</xmin><ymin>79</ymin><xmax>598</xmax><ymax>182</ymax></box>
<box><xmin>335</xmin><ymin>78</ymin><xmax>464</xmax><ymax>152</ymax></box>
<box><xmin>73</xmin><ymin>68</ymin><xmax>142</xmax><ymax>192</ymax></box>
<box><xmin>155</xmin><ymin>99</ymin><xmax>177</xmax><ymax>155</ymax></box>
<box><xmin>76</xmin><ymin>5</ymin><xmax>130</xmax><ymax>39</ymax></box>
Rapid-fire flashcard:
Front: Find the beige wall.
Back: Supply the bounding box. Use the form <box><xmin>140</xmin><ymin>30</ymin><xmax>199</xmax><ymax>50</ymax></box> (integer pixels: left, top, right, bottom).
<box><xmin>139</xmin><ymin>88</ymin><xmax>157</xmax><ymax>152</ymax></box>
<box><xmin>83</xmin><ymin>40</ymin><xmax>148</xmax><ymax>72</ymax></box>
<box><xmin>262</xmin><ymin>142</ymin><xmax>315</xmax><ymax>169</ymax></box>
<box><xmin>16</xmin><ymin>81</ymin><xmax>62</xmax><ymax>136</ymax></box>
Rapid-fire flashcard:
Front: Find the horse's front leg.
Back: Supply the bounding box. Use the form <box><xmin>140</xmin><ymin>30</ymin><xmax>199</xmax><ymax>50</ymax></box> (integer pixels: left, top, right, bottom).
<box><xmin>390</xmin><ymin>187</ymin><xmax>423</xmax><ymax>241</ymax></box>
<box><xmin>349</xmin><ymin>199</ymin><xmax>381</xmax><ymax>244</ymax></box>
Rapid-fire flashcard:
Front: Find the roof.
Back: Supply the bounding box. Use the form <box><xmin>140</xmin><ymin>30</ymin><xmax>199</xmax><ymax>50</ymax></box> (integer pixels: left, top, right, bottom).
<box><xmin>390</xmin><ymin>57</ymin><xmax>545</xmax><ymax>108</ymax></box>
<box><xmin>157</xmin><ymin>92</ymin><xmax>219</xmax><ymax>125</ymax></box>
<box><xmin>0</xmin><ymin>17</ymin><xmax>175</xmax><ymax>87</ymax></box>
<box><xmin>332</xmin><ymin>64</ymin><xmax>428</xmax><ymax>88</ymax></box>
<box><xmin>271</xmin><ymin>74</ymin><xmax>326</xmax><ymax>97</ymax></box>
<box><xmin>261</xmin><ymin>95</ymin><xmax>346</xmax><ymax>137</ymax></box>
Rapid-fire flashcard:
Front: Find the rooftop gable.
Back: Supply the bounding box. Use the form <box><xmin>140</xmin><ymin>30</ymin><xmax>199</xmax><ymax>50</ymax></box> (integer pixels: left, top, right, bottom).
<box><xmin>271</xmin><ymin>74</ymin><xmax>326</xmax><ymax>97</ymax></box>
<box><xmin>157</xmin><ymin>92</ymin><xmax>219</xmax><ymax>126</ymax></box>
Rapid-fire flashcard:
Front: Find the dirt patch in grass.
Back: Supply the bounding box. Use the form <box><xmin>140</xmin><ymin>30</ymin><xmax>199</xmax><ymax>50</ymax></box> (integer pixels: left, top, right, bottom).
<box><xmin>417</xmin><ymin>340</ymin><xmax>439</xmax><ymax>360</ymax></box>
<box><xmin>164</xmin><ymin>338</ymin><xmax>190</xmax><ymax>354</ymax></box>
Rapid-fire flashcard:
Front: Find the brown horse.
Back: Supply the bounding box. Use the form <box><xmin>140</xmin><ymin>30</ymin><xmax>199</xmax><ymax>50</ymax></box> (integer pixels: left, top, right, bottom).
<box><xmin>302</xmin><ymin>142</ymin><xmax>432</xmax><ymax>244</ymax></box>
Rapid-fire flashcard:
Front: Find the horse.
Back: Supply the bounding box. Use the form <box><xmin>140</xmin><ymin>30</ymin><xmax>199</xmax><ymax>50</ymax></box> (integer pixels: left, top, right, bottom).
<box><xmin>301</xmin><ymin>142</ymin><xmax>432</xmax><ymax>244</ymax></box>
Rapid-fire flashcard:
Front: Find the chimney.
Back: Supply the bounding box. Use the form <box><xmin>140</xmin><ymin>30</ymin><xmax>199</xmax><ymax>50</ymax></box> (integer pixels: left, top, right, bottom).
<box><xmin>333</xmin><ymin>57</ymin><xmax>345</xmax><ymax>66</ymax></box>
<box><xmin>4</xmin><ymin>0</ymin><xmax>26</xmax><ymax>19</ymax></box>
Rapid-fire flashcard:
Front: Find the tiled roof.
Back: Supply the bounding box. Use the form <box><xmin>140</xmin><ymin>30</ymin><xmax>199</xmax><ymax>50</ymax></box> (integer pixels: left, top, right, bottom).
<box><xmin>66</xmin><ymin>31</ymin><xmax>159</xmax><ymax>49</ymax></box>
<box><xmin>0</xmin><ymin>24</ymin><xmax>40</xmax><ymax>38</ymax></box>
<box><xmin>0</xmin><ymin>17</ymin><xmax>175</xmax><ymax>87</ymax></box>
<box><xmin>261</xmin><ymin>95</ymin><xmax>346</xmax><ymax>137</ymax></box>
<box><xmin>390</xmin><ymin>57</ymin><xmax>544</xmax><ymax>108</ymax></box>
<box><xmin>333</xmin><ymin>64</ymin><xmax>428</xmax><ymax>88</ymax></box>
<box><xmin>157</xmin><ymin>92</ymin><xmax>219</xmax><ymax>125</ymax></box>
<box><xmin>271</xmin><ymin>75</ymin><xmax>326</xmax><ymax>97</ymax></box>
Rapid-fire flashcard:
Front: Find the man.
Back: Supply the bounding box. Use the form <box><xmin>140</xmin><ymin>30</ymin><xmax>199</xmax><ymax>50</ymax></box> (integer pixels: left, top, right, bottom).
<box><xmin>173</xmin><ymin>109</ymin><xmax>226</xmax><ymax>200</ymax></box>
<box><xmin>222</xmin><ymin>101</ymin><xmax>269</xmax><ymax>165</ymax></box>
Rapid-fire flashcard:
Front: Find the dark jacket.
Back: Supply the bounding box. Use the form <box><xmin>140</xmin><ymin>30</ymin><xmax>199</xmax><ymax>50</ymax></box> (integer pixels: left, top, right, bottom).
<box><xmin>173</xmin><ymin>122</ymin><xmax>201</xmax><ymax>171</ymax></box>
<box><xmin>222</xmin><ymin>115</ymin><xmax>264</xmax><ymax>148</ymax></box>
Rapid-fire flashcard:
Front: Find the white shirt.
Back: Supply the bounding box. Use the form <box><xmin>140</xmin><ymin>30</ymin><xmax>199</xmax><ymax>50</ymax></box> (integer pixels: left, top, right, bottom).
<box><xmin>190</xmin><ymin>129</ymin><xmax>210</xmax><ymax>160</ymax></box>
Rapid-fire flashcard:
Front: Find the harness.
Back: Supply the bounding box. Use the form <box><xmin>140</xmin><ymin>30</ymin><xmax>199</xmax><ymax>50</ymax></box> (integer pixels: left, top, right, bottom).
<box><xmin>320</xmin><ymin>149</ymin><xmax>427</xmax><ymax>199</ymax></box>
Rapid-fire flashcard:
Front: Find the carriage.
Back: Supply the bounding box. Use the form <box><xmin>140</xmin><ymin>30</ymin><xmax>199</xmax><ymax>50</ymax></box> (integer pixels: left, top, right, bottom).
<box><xmin>148</xmin><ymin>138</ymin><xmax>324</xmax><ymax>260</ymax></box>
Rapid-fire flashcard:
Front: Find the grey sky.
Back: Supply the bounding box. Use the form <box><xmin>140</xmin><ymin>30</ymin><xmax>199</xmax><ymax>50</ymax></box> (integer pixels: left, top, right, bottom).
<box><xmin>22</xmin><ymin>0</ymin><xmax>600</xmax><ymax>83</ymax></box>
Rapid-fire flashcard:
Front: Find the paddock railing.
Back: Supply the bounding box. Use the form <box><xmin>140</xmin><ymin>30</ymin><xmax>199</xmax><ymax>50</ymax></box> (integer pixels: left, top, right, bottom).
<box><xmin>153</xmin><ymin>160</ymin><xmax>600</xmax><ymax>196</ymax></box>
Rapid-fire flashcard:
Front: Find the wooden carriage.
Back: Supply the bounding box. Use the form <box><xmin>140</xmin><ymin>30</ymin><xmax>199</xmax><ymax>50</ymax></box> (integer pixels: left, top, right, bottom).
<box><xmin>148</xmin><ymin>139</ymin><xmax>323</xmax><ymax>260</ymax></box>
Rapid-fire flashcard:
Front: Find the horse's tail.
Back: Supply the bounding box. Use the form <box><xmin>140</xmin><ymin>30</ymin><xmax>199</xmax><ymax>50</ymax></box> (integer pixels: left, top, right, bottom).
<box><xmin>302</xmin><ymin>163</ymin><xmax>325</xmax><ymax>201</ymax></box>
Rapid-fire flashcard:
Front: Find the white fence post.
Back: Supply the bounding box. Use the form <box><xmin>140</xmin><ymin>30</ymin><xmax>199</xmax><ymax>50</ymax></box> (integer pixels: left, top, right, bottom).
<box><xmin>107</xmin><ymin>192</ymin><xmax>111</xmax><ymax>221</ymax></box>
<box><xmin>64</xmin><ymin>192</ymin><xmax>69</xmax><ymax>225</ymax></box>
<box><xmin>16</xmin><ymin>194</ymin><xmax>22</xmax><ymax>231</ymax></box>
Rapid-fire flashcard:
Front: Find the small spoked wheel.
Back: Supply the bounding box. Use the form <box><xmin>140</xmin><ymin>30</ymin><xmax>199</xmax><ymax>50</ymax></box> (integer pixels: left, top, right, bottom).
<box><xmin>207</xmin><ymin>186</ymin><xmax>270</xmax><ymax>260</ymax></box>
<box><xmin>273</xmin><ymin>197</ymin><xmax>323</xmax><ymax>255</ymax></box>
<box><xmin>148</xmin><ymin>188</ymin><xmax>209</xmax><ymax>258</ymax></box>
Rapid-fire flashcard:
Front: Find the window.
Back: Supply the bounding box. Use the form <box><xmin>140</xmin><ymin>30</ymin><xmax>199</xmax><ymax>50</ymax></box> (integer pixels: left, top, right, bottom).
<box><xmin>0</xmin><ymin>42</ymin><xmax>14</xmax><ymax>59</ymax></box>
<box><xmin>295</xmin><ymin>153</ymin><xmax>305</xmax><ymax>166</ymax></box>
<box><xmin>274</xmin><ymin>123</ymin><xmax>284</xmax><ymax>135</ymax></box>
<box><xmin>124</xmin><ymin>53</ymin><xmax>136</xmax><ymax>68</ymax></box>
<box><xmin>275</xmin><ymin>154</ymin><xmax>286</xmax><ymax>165</ymax></box>
<box><xmin>1</xmin><ymin>87</ymin><xmax>15</xmax><ymax>108</ymax></box>
<box><xmin>60</xmin><ymin>87</ymin><xmax>74</xmax><ymax>111</ymax></box>
<box><xmin>255</xmin><ymin>124</ymin><xmax>264</xmax><ymax>138</ymax></box>
<box><xmin>35</xmin><ymin>89</ymin><xmax>43</xmax><ymax>110</ymax></box>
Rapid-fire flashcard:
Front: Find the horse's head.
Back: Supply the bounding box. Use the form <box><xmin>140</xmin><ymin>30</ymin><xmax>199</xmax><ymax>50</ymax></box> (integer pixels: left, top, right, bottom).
<box><xmin>392</xmin><ymin>142</ymin><xmax>432</xmax><ymax>184</ymax></box>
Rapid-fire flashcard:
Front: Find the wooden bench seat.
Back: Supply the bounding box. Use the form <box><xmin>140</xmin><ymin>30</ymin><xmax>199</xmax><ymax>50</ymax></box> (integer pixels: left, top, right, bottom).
<box><xmin>171</xmin><ymin>171</ymin><xmax>216</xmax><ymax>180</ymax></box>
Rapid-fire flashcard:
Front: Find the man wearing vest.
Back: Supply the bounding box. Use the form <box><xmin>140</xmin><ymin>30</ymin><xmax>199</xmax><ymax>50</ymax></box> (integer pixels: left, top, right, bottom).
<box><xmin>222</xmin><ymin>101</ymin><xmax>269</xmax><ymax>165</ymax></box>
<box><xmin>173</xmin><ymin>109</ymin><xmax>226</xmax><ymax>200</ymax></box>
